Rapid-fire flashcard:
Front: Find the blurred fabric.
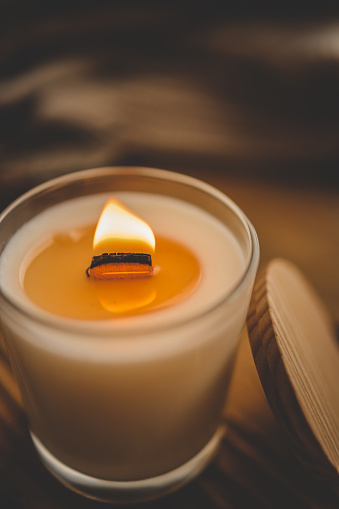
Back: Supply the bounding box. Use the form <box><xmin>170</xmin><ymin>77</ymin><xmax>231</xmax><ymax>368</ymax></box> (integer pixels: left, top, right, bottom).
<box><xmin>1</xmin><ymin>1</ymin><xmax>339</xmax><ymax>205</ymax></box>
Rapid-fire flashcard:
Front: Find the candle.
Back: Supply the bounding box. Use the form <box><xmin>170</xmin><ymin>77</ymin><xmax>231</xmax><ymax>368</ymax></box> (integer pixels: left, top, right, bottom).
<box><xmin>0</xmin><ymin>168</ymin><xmax>259</xmax><ymax>503</ymax></box>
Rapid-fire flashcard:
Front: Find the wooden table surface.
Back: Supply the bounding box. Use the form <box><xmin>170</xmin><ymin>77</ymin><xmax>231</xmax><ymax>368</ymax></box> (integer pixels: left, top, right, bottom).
<box><xmin>0</xmin><ymin>3</ymin><xmax>339</xmax><ymax>507</ymax></box>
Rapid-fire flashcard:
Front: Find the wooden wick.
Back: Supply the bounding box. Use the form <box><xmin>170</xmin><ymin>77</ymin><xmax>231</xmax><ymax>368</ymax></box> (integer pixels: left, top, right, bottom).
<box><xmin>86</xmin><ymin>253</ymin><xmax>152</xmax><ymax>280</ymax></box>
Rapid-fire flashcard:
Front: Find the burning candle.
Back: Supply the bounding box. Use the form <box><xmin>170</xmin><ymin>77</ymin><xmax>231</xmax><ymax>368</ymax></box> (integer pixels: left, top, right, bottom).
<box><xmin>23</xmin><ymin>196</ymin><xmax>202</xmax><ymax>318</ymax></box>
<box><xmin>0</xmin><ymin>168</ymin><xmax>259</xmax><ymax>503</ymax></box>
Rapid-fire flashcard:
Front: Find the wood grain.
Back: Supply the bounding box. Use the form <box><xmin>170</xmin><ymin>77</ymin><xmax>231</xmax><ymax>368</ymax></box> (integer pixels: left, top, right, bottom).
<box><xmin>247</xmin><ymin>259</ymin><xmax>339</xmax><ymax>490</ymax></box>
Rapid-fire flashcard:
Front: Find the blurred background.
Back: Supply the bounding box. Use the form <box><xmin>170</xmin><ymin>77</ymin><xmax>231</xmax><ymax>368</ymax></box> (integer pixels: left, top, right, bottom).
<box><xmin>1</xmin><ymin>3</ymin><xmax>339</xmax><ymax>508</ymax></box>
<box><xmin>0</xmin><ymin>0</ymin><xmax>338</xmax><ymax>320</ymax></box>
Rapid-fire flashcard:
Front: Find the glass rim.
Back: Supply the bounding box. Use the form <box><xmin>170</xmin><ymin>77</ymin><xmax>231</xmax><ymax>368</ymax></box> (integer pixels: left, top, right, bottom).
<box><xmin>0</xmin><ymin>166</ymin><xmax>259</xmax><ymax>336</ymax></box>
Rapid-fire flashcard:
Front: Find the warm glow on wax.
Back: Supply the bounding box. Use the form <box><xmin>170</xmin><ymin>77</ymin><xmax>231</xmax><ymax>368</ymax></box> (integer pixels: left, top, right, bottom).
<box><xmin>93</xmin><ymin>198</ymin><xmax>156</xmax><ymax>255</ymax></box>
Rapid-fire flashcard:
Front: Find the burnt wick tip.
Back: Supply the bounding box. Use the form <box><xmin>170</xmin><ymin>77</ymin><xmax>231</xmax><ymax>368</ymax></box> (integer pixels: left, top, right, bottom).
<box><xmin>86</xmin><ymin>253</ymin><xmax>153</xmax><ymax>280</ymax></box>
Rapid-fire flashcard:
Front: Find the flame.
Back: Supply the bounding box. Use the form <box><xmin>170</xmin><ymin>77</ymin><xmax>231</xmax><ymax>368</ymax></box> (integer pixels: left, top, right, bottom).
<box><xmin>91</xmin><ymin>198</ymin><xmax>156</xmax><ymax>314</ymax></box>
<box><xmin>93</xmin><ymin>198</ymin><xmax>155</xmax><ymax>256</ymax></box>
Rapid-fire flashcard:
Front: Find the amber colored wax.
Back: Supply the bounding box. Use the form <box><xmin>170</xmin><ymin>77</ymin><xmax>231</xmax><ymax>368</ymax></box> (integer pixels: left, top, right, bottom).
<box><xmin>23</xmin><ymin>225</ymin><xmax>201</xmax><ymax>319</ymax></box>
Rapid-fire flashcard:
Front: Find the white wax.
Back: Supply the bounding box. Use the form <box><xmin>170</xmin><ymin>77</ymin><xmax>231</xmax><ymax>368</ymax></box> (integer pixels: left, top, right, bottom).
<box><xmin>0</xmin><ymin>192</ymin><xmax>245</xmax><ymax>330</ymax></box>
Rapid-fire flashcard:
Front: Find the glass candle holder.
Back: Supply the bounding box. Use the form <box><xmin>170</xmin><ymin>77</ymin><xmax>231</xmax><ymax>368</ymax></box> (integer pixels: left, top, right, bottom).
<box><xmin>0</xmin><ymin>167</ymin><xmax>259</xmax><ymax>503</ymax></box>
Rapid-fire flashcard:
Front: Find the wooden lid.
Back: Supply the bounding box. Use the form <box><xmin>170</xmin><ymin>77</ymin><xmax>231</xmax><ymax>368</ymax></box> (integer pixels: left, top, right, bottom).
<box><xmin>247</xmin><ymin>258</ymin><xmax>339</xmax><ymax>489</ymax></box>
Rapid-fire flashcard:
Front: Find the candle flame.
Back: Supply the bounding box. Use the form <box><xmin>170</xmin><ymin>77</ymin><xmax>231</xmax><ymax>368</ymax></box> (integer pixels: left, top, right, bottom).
<box><xmin>93</xmin><ymin>198</ymin><xmax>155</xmax><ymax>256</ymax></box>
